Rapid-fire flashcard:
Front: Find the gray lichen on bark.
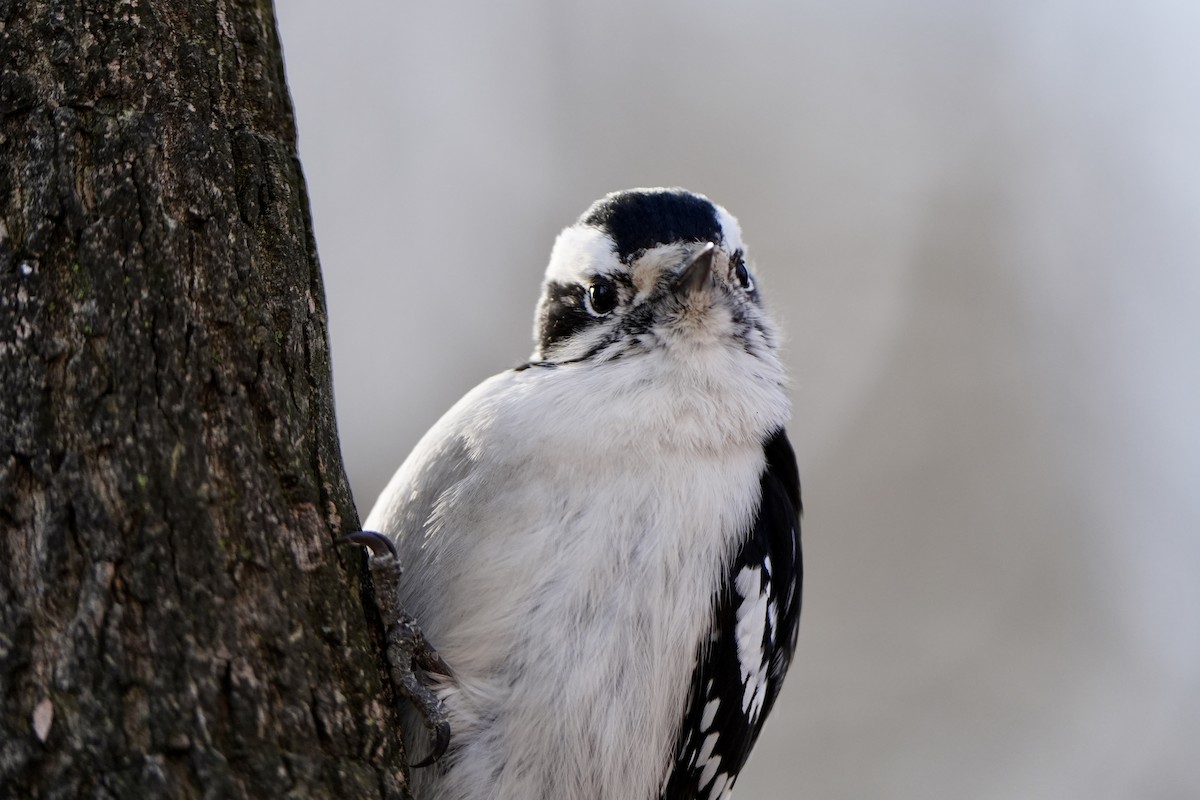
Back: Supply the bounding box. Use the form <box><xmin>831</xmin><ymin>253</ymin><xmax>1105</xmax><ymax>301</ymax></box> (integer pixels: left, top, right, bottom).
<box><xmin>0</xmin><ymin>1</ymin><xmax>409</xmax><ymax>796</ymax></box>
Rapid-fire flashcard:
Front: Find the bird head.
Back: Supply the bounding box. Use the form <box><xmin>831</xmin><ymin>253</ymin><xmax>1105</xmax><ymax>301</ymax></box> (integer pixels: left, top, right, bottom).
<box><xmin>531</xmin><ymin>188</ymin><xmax>780</xmax><ymax>370</ymax></box>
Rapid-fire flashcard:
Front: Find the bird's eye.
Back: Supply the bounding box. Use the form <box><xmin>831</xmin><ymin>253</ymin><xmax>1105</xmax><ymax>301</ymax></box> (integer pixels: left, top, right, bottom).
<box><xmin>733</xmin><ymin>258</ymin><xmax>753</xmax><ymax>291</ymax></box>
<box><xmin>586</xmin><ymin>278</ymin><xmax>618</xmax><ymax>315</ymax></box>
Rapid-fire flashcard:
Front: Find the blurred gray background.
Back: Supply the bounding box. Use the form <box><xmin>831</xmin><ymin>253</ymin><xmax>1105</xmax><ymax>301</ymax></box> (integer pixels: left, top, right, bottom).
<box><xmin>276</xmin><ymin>2</ymin><xmax>1199</xmax><ymax>797</ymax></box>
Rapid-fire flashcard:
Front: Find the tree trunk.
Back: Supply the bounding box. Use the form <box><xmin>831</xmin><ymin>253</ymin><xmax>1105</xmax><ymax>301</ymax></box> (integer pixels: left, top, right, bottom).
<box><xmin>0</xmin><ymin>1</ymin><xmax>410</xmax><ymax>796</ymax></box>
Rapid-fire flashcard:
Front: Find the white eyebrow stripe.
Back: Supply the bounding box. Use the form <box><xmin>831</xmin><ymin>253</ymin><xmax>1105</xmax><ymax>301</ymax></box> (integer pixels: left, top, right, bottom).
<box><xmin>545</xmin><ymin>226</ymin><xmax>619</xmax><ymax>285</ymax></box>
<box><xmin>713</xmin><ymin>205</ymin><xmax>744</xmax><ymax>254</ymax></box>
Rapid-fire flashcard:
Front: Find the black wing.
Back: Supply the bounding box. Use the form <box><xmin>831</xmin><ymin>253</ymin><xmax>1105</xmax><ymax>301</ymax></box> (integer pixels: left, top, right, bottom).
<box><xmin>660</xmin><ymin>428</ymin><xmax>802</xmax><ymax>800</ymax></box>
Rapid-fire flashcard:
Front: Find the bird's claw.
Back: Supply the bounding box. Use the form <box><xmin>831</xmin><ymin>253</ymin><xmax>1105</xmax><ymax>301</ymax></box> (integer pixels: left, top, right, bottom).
<box><xmin>343</xmin><ymin>530</ymin><xmax>452</xmax><ymax>767</ymax></box>
<box><xmin>342</xmin><ymin>529</ymin><xmax>398</xmax><ymax>559</ymax></box>
<box><xmin>387</xmin><ymin>611</ymin><xmax>452</xmax><ymax>767</ymax></box>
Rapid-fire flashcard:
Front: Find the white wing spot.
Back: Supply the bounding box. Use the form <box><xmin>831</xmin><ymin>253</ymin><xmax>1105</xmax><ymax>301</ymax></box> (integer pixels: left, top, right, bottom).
<box><xmin>701</xmin><ymin>697</ymin><xmax>719</xmax><ymax>731</ymax></box>
<box><xmin>698</xmin><ymin>751</ymin><xmax>722</xmax><ymax>790</ymax></box>
<box><xmin>734</xmin><ymin>565</ymin><xmax>771</xmax><ymax>721</ymax></box>
<box><xmin>710</xmin><ymin>772</ymin><xmax>730</xmax><ymax>799</ymax></box>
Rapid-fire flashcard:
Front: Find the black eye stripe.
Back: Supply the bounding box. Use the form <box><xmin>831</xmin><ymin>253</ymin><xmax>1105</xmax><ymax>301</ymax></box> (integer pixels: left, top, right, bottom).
<box><xmin>735</xmin><ymin>262</ymin><xmax>751</xmax><ymax>289</ymax></box>
<box><xmin>728</xmin><ymin>250</ymin><xmax>746</xmax><ymax>286</ymax></box>
<box><xmin>535</xmin><ymin>281</ymin><xmax>593</xmax><ymax>353</ymax></box>
<box><xmin>534</xmin><ymin>275</ymin><xmax>627</xmax><ymax>355</ymax></box>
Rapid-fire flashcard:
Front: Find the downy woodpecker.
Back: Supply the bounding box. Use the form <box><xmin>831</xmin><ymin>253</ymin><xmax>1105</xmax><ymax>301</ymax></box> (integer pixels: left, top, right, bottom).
<box><xmin>356</xmin><ymin>187</ymin><xmax>802</xmax><ymax>800</ymax></box>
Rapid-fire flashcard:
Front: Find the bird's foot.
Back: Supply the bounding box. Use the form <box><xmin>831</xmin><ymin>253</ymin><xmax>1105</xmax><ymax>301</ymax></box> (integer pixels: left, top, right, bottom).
<box><xmin>343</xmin><ymin>531</ymin><xmax>452</xmax><ymax>767</ymax></box>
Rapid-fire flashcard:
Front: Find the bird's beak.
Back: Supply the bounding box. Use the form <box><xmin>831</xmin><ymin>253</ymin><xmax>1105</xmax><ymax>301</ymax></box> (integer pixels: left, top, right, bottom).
<box><xmin>674</xmin><ymin>242</ymin><xmax>716</xmax><ymax>296</ymax></box>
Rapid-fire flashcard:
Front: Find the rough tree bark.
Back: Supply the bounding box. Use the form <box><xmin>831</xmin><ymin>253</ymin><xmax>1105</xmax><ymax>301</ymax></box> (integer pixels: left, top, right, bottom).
<box><xmin>0</xmin><ymin>1</ymin><xmax>411</xmax><ymax>797</ymax></box>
